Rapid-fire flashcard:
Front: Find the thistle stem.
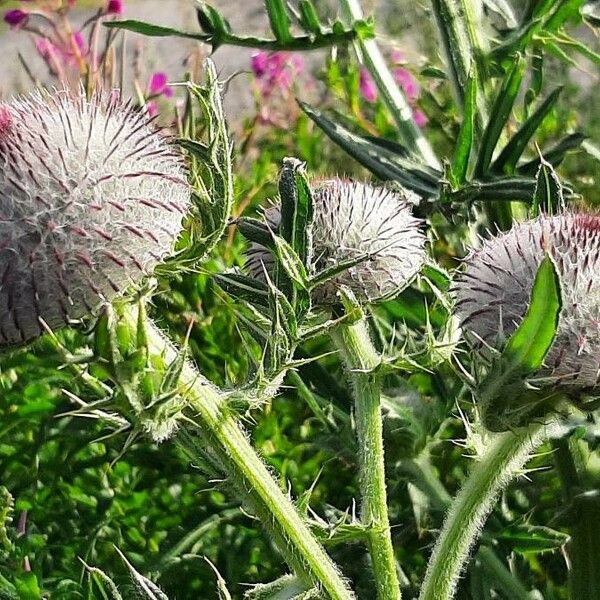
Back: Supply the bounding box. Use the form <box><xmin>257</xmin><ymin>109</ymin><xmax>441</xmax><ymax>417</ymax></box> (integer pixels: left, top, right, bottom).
<box><xmin>339</xmin><ymin>0</ymin><xmax>441</xmax><ymax>170</ymax></box>
<box><xmin>552</xmin><ymin>437</ymin><xmax>600</xmax><ymax>599</ymax></box>
<box><xmin>333</xmin><ymin>317</ymin><xmax>401</xmax><ymax>600</ymax></box>
<box><xmin>145</xmin><ymin>320</ymin><xmax>354</xmax><ymax>600</ymax></box>
<box><xmin>419</xmin><ymin>421</ymin><xmax>555</xmax><ymax>600</ymax></box>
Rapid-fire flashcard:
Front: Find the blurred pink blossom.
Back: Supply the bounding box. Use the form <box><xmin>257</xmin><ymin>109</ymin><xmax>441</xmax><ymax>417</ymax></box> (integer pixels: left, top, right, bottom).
<box><xmin>393</xmin><ymin>68</ymin><xmax>419</xmax><ymax>102</ymax></box>
<box><xmin>413</xmin><ymin>109</ymin><xmax>428</xmax><ymax>128</ymax></box>
<box><xmin>251</xmin><ymin>51</ymin><xmax>305</xmax><ymax>97</ymax></box>
<box><xmin>106</xmin><ymin>0</ymin><xmax>124</xmax><ymax>15</ymax></box>
<box><xmin>4</xmin><ymin>9</ymin><xmax>28</xmax><ymax>28</ymax></box>
<box><xmin>391</xmin><ymin>49</ymin><xmax>404</xmax><ymax>64</ymax></box>
<box><xmin>359</xmin><ymin>69</ymin><xmax>378</xmax><ymax>103</ymax></box>
<box><xmin>148</xmin><ymin>72</ymin><xmax>173</xmax><ymax>98</ymax></box>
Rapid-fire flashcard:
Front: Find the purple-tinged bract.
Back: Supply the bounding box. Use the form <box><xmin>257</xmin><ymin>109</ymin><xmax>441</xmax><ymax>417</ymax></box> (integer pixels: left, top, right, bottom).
<box><xmin>0</xmin><ymin>90</ymin><xmax>190</xmax><ymax>345</ymax></box>
<box><xmin>454</xmin><ymin>213</ymin><xmax>600</xmax><ymax>388</ymax></box>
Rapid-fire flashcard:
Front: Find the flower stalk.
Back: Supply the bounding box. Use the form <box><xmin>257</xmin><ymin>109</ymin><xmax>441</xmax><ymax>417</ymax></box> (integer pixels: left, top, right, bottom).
<box><xmin>419</xmin><ymin>420</ymin><xmax>557</xmax><ymax>600</ymax></box>
<box><xmin>144</xmin><ymin>318</ymin><xmax>354</xmax><ymax>600</ymax></box>
<box><xmin>332</xmin><ymin>304</ymin><xmax>401</xmax><ymax>600</ymax></box>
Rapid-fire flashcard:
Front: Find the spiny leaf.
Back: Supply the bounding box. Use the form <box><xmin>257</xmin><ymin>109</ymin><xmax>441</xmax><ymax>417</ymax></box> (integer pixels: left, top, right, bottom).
<box><xmin>299</xmin><ymin>102</ymin><xmax>440</xmax><ymax>197</ymax></box>
<box><xmin>532</xmin><ymin>159</ymin><xmax>565</xmax><ymax>217</ymax></box>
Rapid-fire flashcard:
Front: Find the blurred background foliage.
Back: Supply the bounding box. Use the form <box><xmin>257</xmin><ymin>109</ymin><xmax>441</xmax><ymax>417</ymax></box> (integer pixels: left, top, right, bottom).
<box><xmin>0</xmin><ymin>0</ymin><xmax>599</xmax><ymax>598</ymax></box>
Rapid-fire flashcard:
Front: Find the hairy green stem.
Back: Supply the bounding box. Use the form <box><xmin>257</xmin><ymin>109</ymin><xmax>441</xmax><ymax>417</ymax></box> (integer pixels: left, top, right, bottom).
<box><xmin>333</xmin><ymin>317</ymin><xmax>401</xmax><ymax>600</ymax></box>
<box><xmin>339</xmin><ymin>0</ymin><xmax>440</xmax><ymax>170</ymax></box>
<box><xmin>401</xmin><ymin>455</ymin><xmax>532</xmax><ymax>599</ymax></box>
<box><xmin>552</xmin><ymin>437</ymin><xmax>600</xmax><ymax>599</ymax></box>
<box><xmin>429</xmin><ymin>0</ymin><xmax>488</xmax><ymax>121</ymax></box>
<box><xmin>145</xmin><ymin>320</ymin><xmax>354</xmax><ymax>600</ymax></box>
<box><xmin>419</xmin><ymin>421</ymin><xmax>556</xmax><ymax>600</ymax></box>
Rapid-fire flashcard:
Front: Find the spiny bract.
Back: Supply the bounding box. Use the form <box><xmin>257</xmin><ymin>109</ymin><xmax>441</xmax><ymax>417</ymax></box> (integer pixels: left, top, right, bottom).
<box><xmin>0</xmin><ymin>90</ymin><xmax>190</xmax><ymax>345</ymax></box>
<box><xmin>246</xmin><ymin>178</ymin><xmax>426</xmax><ymax>304</ymax></box>
<box><xmin>454</xmin><ymin>212</ymin><xmax>600</xmax><ymax>388</ymax></box>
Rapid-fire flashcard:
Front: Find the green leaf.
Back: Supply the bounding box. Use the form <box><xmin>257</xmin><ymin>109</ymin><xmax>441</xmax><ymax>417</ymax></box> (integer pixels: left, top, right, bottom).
<box><xmin>278</xmin><ymin>158</ymin><xmax>314</xmax><ymax>269</ymax></box>
<box><xmin>497</xmin><ymin>523</ymin><xmax>569</xmax><ymax>554</ymax></box>
<box><xmin>532</xmin><ymin>159</ymin><xmax>565</xmax><ymax>217</ymax></box>
<box><xmin>298</xmin><ymin>0</ymin><xmax>323</xmax><ymax>34</ymax></box>
<box><xmin>299</xmin><ymin>102</ymin><xmax>441</xmax><ymax>196</ymax></box>
<box><xmin>518</xmin><ymin>133</ymin><xmax>586</xmax><ymax>176</ymax></box>
<box><xmin>14</xmin><ymin>573</ymin><xmax>42</xmax><ymax>600</ymax></box>
<box><xmin>236</xmin><ymin>217</ymin><xmax>277</xmax><ymax>250</ymax></box>
<box><xmin>450</xmin><ymin>70</ymin><xmax>477</xmax><ymax>185</ymax></box>
<box><xmin>502</xmin><ymin>255</ymin><xmax>561</xmax><ymax>374</ymax></box>
<box><xmin>265</xmin><ymin>0</ymin><xmax>293</xmax><ymax>43</ymax></box>
<box><xmin>446</xmin><ymin>176</ymin><xmax>538</xmax><ymax>203</ymax></box>
<box><xmin>105</xmin><ymin>20</ymin><xmax>205</xmax><ymax>40</ymax></box>
<box><xmin>475</xmin><ymin>54</ymin><xmax>527</xmax><ymax>177</ymax></box>
<box><xmin>214</xmin><ymin>272</ymin><xmax>270</xmax><ymax>307</ymax></box>
<box><xmin>493</xmin><ymin>87</ymin><xmax>563</xmax><ymax>174</ymax></box>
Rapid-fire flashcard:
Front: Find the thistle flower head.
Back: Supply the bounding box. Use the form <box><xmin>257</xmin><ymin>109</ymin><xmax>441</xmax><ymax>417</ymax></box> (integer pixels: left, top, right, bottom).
<box><xmin>0</xmin><ymin>90</ymin><xmax>190</xmax><ymax>345</ymax></box>
<box><xmin>454</xmin><ymin>213</ymin><xmax>600</xmax><ymax>388</ymax></box>
<box><xmin>246</xmin><ymin>178</ymin><xmax>426</xmax><ymax>305</ymax></box>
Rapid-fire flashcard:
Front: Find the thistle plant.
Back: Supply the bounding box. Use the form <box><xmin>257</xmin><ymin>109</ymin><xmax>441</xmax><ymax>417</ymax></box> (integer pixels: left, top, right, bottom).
<box><xmin>421</xmin><ymin>207</ymin><xmax>600</xmax><ymax>600</ymax></box>
<box><xmin>0</xmin><ymin>90</ymin><xmax>188</xmax><ymax>345</ymax></box>
<box><xmin>0</xmin><ymin>71</ymin><xmax>355</xmax><ymax>600</ymax></box>
<box><xmin>238</xmin><ymin>167</ymin><xmax>426</xmax><ymax>600</ymax></box>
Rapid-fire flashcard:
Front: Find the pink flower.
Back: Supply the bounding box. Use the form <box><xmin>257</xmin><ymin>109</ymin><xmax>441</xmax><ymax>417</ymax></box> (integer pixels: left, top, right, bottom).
<box><xmin>146</xmin><ymin>100</ymin><xmax>158</xmax><ymax>118</ymax></box>
<box><xmin>413</xmin><ymin>109</ymin><xmax>428</xmax><ymax>128</ymax></box>
<box><xmin>106</xmin><ymin>0</ymin><xmax>124</xmax><ymax>15</ymax></box>
<box><xmin>359</xmin><ymin>69</ymin><xmax>378</xmax><ymax>103</ymax></box>
<box><xmin>393</xmin><ymin>68</ymin><xmax>419</xmax><ymax>102</ymax></box>
<box><xmin>35</xmin><ymin>38</ymin><xmax>58</xmax><ymax>62</ymax></box>
<box><xmin>4</xmin><ymin>9</ymin><xmax>28</xmax><ymax>27</ymax></box>
<box><xmin>251</xmin><ymin>52</ymin><xmax>269</xmax><ymax>77</ymax></box>
<box><xmin>72</xmin><ymin>31</ymin><xmax>87</xmax><ymax>56</ymax></box>
<box><xmin>391</xmin><ymin>49</ymin><xmax>404</xmax><ymax>64</ymax></box>
<box><xmin>148</xmin><ymin>72</ymin><xmax>173</xmax><ymax>98</ymax></box>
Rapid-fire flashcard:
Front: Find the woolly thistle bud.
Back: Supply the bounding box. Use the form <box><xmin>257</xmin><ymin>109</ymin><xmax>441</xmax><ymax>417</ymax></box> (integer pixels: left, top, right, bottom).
<box><xmin>246</xmin><ymin>179</ymin><xmax>426</xmax><ymax>304</ymax></box>
<box><xmin>454</xmin><ymin>213</ymin><xmax>600</xmax><ymax>389</ymax></box>
<box><xmin>0</xmin><ymin>90</ymin><xmax>190</xmax><ymax>345</ymax></box>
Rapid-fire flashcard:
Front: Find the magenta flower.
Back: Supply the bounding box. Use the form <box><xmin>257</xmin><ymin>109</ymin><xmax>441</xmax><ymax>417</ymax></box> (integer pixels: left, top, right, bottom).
<box><xmin>106</xmin><ymin>0</ymin><xmax>124</xmax><ymax>15</ymax></box>
<box><xmin>413</xmin><ymin>109</ymin><xmax>428</xmax><ymax>128</ymax></box>
<box><xmin>4</xmin><ymin>9</ymin><xmax>28</xmax><ymax>28</ymax></box>
<box><xmin>72</xmin><ymin>31</ymin><xmax>87</xmax><ymax>56</ymax></box>
<box><xmin>359</xmin><ymin>69</ymin><xmax>378</xmax><ymax>103</ymax></box>
<box><xmin>251</xmin><ymin>51</ymin><xmax>304</xmax><ymax>98</ymax></box>
<box><xmin>148</xmin><ymin>72</ymin><xmax>173</xmax><ymax>98</ymax></box>
<box><xmin>394</xmin><ymin>67</ymin><xmax>419</xmax><ymax>102</ymax></box>
<box><xmin>251</xmin><ymin>52</ymin><xmax>269</xmax><ymax>78</ymax></box>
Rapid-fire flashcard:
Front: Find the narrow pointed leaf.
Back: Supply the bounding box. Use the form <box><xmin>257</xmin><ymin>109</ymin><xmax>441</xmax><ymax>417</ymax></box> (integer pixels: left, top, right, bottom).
<box><xmin>265</xmin><ymin>0</ymin><xmax>293</xmax><ymax>43</ymax></box>
<box><xmin>450</xmin><ymin>71</ymin><xmax>477</xmax><ymax>185</ymax></box>
<box><xmin>299</xmin><ymin>102</ymin><xmax>441</xmax><ymax>196</ymax></box>
<box><xmin>493</xmin><ymin>87</ymin><xmax>563</xmax><ymax>174</ymax></box>
<box><xmin>518</xmin><ymin>133</ymin><xmax>586</xmax><ymax>176</ymax></box>
<box><xmin>475</xmin><ymin>54</ymin><xmax>527</xmax><ymax>177</ymax></box>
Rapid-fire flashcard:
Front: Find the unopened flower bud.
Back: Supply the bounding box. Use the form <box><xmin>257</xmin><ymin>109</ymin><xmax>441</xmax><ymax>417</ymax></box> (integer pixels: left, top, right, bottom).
<box><xmin>246</xmin><ymin>178</ymin><xmax>426</xmax><ymax>304</ymax></box>
<box><xmin>0</xmin><ymin>90</ymin><xmax>190</xmax><ymax>345</ymax></box>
